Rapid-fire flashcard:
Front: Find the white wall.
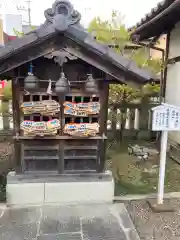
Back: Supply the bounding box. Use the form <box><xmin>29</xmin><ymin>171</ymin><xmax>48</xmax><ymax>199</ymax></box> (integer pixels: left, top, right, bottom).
<box><xmin>3</xmin><ymin>14</ymin><xmax>22</xmax><ymax>36</ymax></box>
<box><xmin>166</xmin><ymin>22</ymin><xmax>180</xmax><ymax>143</ymax></box>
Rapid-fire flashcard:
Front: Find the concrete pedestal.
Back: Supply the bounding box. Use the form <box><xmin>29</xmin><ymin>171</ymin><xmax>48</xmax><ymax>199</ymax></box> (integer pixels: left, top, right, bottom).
<box><xmin>6</xmin><ymin>171</ymin><xmax>114</xmax><ymax>206</ymax></box>
<box><xmin>147</xmin><ymin>199</ymin><xmax>175</xmax><ymax>213</ymax></box>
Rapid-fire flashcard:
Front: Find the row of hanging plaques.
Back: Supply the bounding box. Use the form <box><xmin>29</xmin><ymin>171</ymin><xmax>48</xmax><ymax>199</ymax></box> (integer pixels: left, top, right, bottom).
<box><xmin>21</xmin><ymin>119</ymin><xmax>61</xmax><ymax>136</ymax></box>
<box><xmin>21</xmin><ymin>100</ymin><xmax>100</xmax><ymax>136</ymax></box>
<box><xmin>21</xmin><ymin>121</ymin><xmax>100</xmax><ymax>137</ymax></box>
<box><xmin>21</xmin><ymin>100</ymin><xmax>100</xmax><ymax>116</ymax></box>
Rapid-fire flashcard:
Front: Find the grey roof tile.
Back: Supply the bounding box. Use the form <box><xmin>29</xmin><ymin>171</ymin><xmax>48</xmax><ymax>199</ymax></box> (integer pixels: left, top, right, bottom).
<box><xmin>36</xmin><ymin>24</ymin><xmax>56</xmax><ymax>38</ymax></box>
<box><xmin>129</xmin><ymin>0</ymin><xmax>180</xmax><ymax>40</ymax></box>
<box><xmin>67</xmin><ymin>25</ymin><xmax>89</xmax><ymax>43</ymax></box>
<box><xmin>84</xmin><ymin>36</ymin><xmax>109</xmax><ymax>55</ymax></box>
<box><xmin>9</xmin><ymin>33</ymin><xmax>38</xmax><ymax>51</ymax></box>
<box><xmin>129</xmin><ymin>0</ymin><xmax>172</xmax><ymax>31</ymax></box>
<box><xmin>67</xmin><ymin>27</ymin><xmax>155</xmax><ymax>82</ymax></box>
<box><xmin>0</xmin><ymin>0</ymin><xmax>157</xmax><ymax>84</ymax></box>
<box><xmin>0</xmin><ymin>44</ymin><xmax>14</xmax><ymax>59</ymax></box>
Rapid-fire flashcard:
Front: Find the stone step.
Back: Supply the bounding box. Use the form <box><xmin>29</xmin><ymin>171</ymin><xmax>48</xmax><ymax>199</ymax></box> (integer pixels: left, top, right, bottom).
<box><xmin>0</xmin><ymin>203</ymin><xmax>140</xmax><ymax>240</ymax></box>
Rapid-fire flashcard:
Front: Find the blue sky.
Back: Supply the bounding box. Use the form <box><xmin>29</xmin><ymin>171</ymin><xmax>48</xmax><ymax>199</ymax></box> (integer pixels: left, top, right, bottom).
<box><xmin>1</xmin><ymin>0</ymin><xmax>161</xmax><ymax>27</ymax></box>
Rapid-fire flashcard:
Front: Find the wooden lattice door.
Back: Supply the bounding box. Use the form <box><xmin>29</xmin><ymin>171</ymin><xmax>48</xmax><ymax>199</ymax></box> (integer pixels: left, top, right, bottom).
<box><xmin>21</xmin><ymin>92</ymin><xmax>60</xmax><ymax>172</ymax></box>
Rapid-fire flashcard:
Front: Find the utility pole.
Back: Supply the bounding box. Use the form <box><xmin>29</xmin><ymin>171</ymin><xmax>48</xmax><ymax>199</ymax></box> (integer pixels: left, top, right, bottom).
<box><xmin>17</xmin><ymin>0</ymin><xmax>32</xmax><ymax>26</ymax></box>
<box><xmin>26</xmin><ymin>0</ymin><xmax>31</xmax><ymax>26</ymax></box>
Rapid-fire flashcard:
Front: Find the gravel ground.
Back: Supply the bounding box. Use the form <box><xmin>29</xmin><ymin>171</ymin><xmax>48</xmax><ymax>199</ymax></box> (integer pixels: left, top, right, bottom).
<box><xmin>125</xmin><ymin>199</ymin><xmax>180</xmax><ymax>240</ymax></box>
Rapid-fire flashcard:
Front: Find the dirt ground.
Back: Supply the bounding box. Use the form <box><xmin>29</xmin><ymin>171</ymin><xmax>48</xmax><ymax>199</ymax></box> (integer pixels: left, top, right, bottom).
<box><xmin>125</xmin><ymin>199</ymin><xmax>180</xmax><ymax>240</ymax></box>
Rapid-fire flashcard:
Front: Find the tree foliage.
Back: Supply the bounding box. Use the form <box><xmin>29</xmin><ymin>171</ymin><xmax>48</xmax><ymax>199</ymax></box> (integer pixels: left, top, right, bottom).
<box><xmin>88</xmin><ymin>10</ymin><xmax>163</xmax><ymax>143</ymax></box>
<box><xmin>88</xmin><ymin>11</ymin><xmax>162</xmax><ymax>75</ymax></box>
<box><xmin>109</xmin><ymin>84</ymin><xmax>139</xmax><ymax>104</ymax></box>
<box><xmin>108</xmin><ymin>82</ymin><xmax>160</xmax><ymax>143</ymax></box>
<box><xmin>13</xmin><ymin>28</ymin><xmax>25</xmax><ymax>37</ymax></box>
<box><xmin>109</xmin><ymin>83</ymin><xmax>160</xmax><ymax>104</ymax></box>
<box><xmin>13</xmin><ymin>26</ymin><xmax>36</xmax><ymax>38</ymax></box>
<box><xmin>88</xmin><ymin>11</ymin><xmax>130</xmax><ymax>52</ymax></box>
<box><xmin>88</xmin><ymin>11</ymin><xmax>161</xmax><ymax>105</ymax></box>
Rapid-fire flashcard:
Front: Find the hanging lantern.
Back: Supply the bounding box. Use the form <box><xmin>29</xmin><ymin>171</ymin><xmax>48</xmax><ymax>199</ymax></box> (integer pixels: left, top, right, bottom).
<box><xmin>85</xmin><ymin>74</ymin><xmax>98</xmax><ymax>93</ymax></box>
<box><xmin>55</xmin><ymin>72</ymin><xmax>70</xmax><ymax>94</ymax></box>
<box><xmin>24</xmin><ymin>62</ymin><xmax>38</xmax><ymax>90</ymax></box>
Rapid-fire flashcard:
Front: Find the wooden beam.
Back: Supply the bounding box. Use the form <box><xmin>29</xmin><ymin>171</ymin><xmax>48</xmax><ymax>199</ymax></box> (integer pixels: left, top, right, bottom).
<box><xmin>0</xmin><ymin>38</ymin><xmax>65</xmax><ymax>76</ymax></box>
<box><xmin>63</xmin><ymin>41</ymin><xmax>142</xmax><ymax>87</ymax></box>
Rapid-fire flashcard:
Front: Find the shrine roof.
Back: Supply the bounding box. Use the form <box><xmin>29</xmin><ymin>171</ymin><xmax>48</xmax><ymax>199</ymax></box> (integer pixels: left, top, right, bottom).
<box><xmin>0</xmin><ymin>0</ymin><xmax>158</xmax><ymax>85</ymax></box>
<box><xmin>130</xmin><ymin>0</ymin><xmax>180</xmax><ymax>41</ymax></box>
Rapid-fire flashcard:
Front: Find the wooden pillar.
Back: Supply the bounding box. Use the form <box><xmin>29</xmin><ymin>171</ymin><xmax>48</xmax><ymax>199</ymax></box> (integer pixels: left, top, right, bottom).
<box><xmin>58</xmin><ymin>95</ymin><xmax>64</xmax><ymax>173</ymax></box>
<box><xmin>97</xmin><ymin>81</ymin><xmax>109</xmax><ymax>172</ymax></box>
<box><xmin>12</xmin><ymin>75</ymin><xmax>22</xmax><ymax>173</ymax></box>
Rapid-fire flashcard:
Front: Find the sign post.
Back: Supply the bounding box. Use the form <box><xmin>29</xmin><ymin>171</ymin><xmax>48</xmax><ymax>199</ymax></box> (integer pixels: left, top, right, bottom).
<box><xmin>158</xmin><ymin>130</ymin><xmax>168</xmax><ymax>204</ymax></box>
<box><xmin>151</xmin><ymin>103</ymin><xmax>180</xmax><ymax>205</ymax></box>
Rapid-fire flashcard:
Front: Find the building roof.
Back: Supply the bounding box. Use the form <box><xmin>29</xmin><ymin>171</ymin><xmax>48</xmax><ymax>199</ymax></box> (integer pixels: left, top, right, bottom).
<box><xmin>130</xmin><ymin>0</ymin><xmax>180</xmax><ymax>41</ymax></box>
<box><xmin>0</xmin><ymin>0</ymin><xmax>157</xmax><ymax>85</ymax></box>
<box><xmin>22</xmin><ymin>25</ymin><xmax>38</xmax><ymax>34</ymax></box>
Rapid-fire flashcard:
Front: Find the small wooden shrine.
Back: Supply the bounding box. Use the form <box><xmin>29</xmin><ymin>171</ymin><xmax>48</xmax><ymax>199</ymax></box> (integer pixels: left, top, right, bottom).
<box><xmin>0</xmin><ymin>0</ymin><xmax>156</xmax><ymax>174</ymax></box>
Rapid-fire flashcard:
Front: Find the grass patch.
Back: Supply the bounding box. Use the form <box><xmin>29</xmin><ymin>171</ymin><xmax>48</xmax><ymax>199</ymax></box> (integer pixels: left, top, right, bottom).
<box><xmin>107</xmin><ymin>140</ymin><xmax>180</xmax><ymax>195</ymax></box>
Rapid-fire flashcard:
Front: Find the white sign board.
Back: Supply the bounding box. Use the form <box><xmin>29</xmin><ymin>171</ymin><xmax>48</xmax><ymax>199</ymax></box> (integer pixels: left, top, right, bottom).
<box><xmin>151</xmin><ymin>103</ymin><xmax>180</xmax><ymax>205</ymax></box>
<box><xmin>152</xmin><ymin>103</ymin><xmax>180</xmax><ymax>131</ymax></box>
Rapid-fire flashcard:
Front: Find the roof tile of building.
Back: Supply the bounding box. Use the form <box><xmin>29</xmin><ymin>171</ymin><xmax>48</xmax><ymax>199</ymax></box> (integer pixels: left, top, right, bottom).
<box><xmin>130</xmin><ymin>0</ymin><xmax>180</xmax><ymax>40</ymax></box>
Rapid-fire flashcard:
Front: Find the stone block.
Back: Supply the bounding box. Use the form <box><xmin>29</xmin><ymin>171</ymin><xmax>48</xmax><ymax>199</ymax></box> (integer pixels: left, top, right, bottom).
<box><xmin>6</xmin><ymin>182</ymin><xmax>44</xmax><ymax>206</ymax></box>
<box><xmin>6</xmin><ymin>171</ymin><xmax>114</xmax><ymax>206</ymax></box>
<box><xmin>45</xmin><ymin>179</ymin><xmax>114</xmax><ymax>204</ymax></box>
<box><xmin>147</xmin><ymin>199</ymin><xmax>175</xmax><ymax>213</ymax></box>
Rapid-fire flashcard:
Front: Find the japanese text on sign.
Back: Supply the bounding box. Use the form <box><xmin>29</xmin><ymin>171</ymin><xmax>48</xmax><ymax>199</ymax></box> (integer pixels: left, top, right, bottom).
<box><xmin>152</xmin><ymin>104</ymin><xmax>180</xmax><ymax>131</ymax></box>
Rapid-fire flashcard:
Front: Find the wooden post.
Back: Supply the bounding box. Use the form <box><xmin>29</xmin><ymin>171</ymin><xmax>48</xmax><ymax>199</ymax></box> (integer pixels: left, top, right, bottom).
<box><xmin>58</xmin><ymin>95</ymin><xmax>64</xmax><ymax>173</ymax></box>
<box><xmin>97</xmin><ymin>81</ymin><xmax>109</xmax><ymax>172</ymax></box>
<box><xmin>12</xmin><ymin>75</ymin><xmax>22</xmax><ymax>173</ymax></box>
<box><xmin>157</xmin><ymin>130</ymin><xmax>168</xmax><ymax>204</ymax></box>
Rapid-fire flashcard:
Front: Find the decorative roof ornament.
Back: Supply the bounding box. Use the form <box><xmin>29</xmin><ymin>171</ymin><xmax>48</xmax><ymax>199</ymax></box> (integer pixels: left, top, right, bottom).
<box><xmin>44</xmin><ymin>50</ymin><xmax>77</xmax><ymax>61</ymax></box>
<box><xmin>44</xmin><ymin>0</ymin><xmax>81</xmax><ymax>31</ymax></box>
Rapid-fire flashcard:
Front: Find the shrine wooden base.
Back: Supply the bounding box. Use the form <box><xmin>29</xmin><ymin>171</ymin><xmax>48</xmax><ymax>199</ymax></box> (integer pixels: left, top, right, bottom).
<box><xmin>6</xmin><ymin>171</ymin><xmax>114</xmax><ymax>206</ymax></box>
